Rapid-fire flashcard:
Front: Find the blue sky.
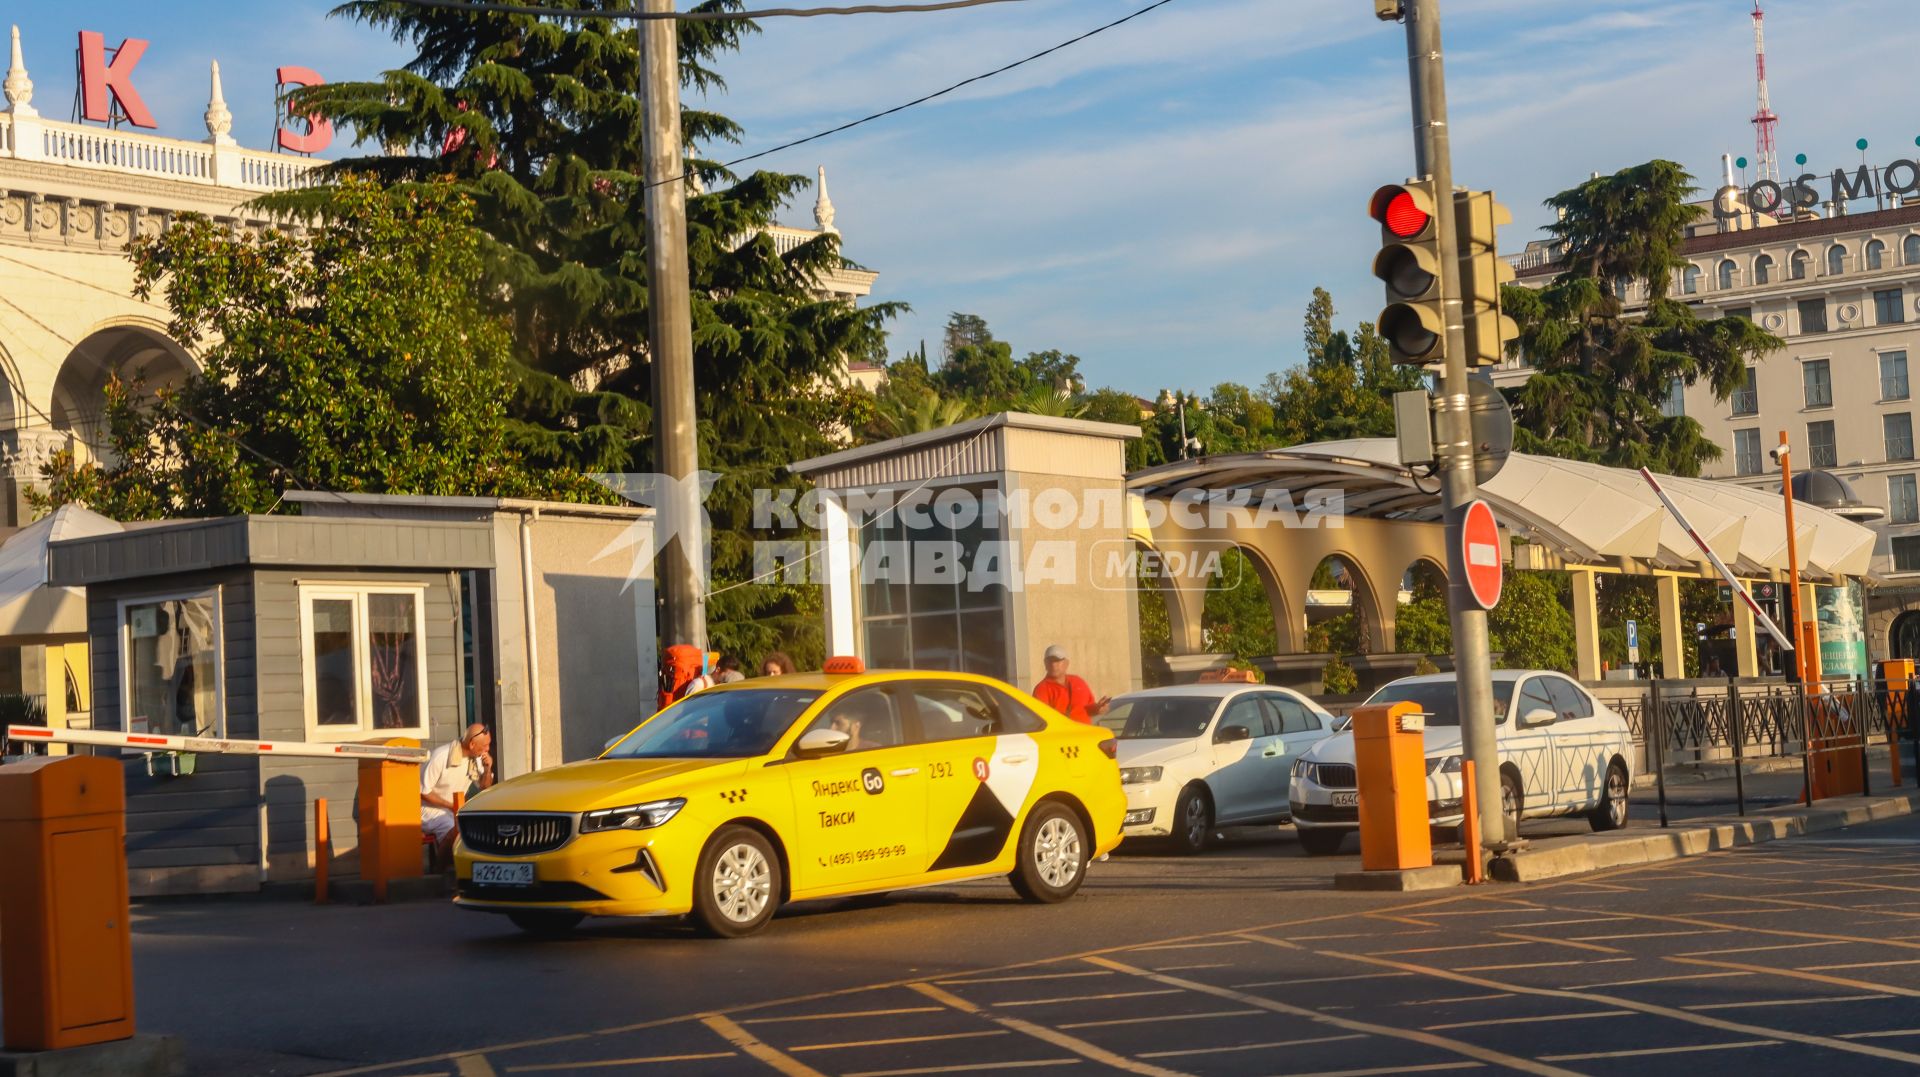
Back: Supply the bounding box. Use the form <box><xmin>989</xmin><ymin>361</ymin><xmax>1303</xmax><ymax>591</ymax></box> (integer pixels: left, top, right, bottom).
<box><xmin>13</xmin><ymin>1</ymin><xmax>1915</xmax><ymax>395</ymax></box>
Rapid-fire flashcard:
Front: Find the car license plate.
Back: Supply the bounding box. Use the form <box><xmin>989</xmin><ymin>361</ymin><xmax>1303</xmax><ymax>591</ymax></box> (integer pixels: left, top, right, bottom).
<box><xmin>1331</xmin><ymin>791</ymin><xmax>1359</xmax><ymax>808</ymax></box>
<box><xmin>472</xmin><ymin>861</ymin><xmax>534</xmax><ymax>886</ymax></box>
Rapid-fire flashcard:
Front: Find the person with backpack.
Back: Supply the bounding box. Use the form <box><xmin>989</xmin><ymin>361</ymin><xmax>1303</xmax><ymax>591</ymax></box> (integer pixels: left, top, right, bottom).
<box><xmin>657</xmin><ymin>643</ymin><xmax>715</xmax><ymax>713</ymax></box>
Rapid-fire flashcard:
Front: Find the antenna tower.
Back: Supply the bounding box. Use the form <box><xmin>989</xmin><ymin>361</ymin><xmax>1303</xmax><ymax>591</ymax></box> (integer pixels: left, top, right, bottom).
<box><xmin>1750</xmin><ymin>1</ymin><xmax>1780</xmax><ymax>185</ymax></box>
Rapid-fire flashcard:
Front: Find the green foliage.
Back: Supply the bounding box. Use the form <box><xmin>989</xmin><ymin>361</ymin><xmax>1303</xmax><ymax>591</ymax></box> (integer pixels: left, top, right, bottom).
<box><xmin>1321</xmin><ymin>656</ymin><xmax>1359</xmax><ymax>695</ymax></box>
<box><xmin>39</xmin><ymin>179</ymin><xmax>585</xmax><ymax>518</ymax></box>
<box><xmin>1488</xmin><ymin>571</ymin><xmax>1574</xmax><ymax>671</ymax></box>
<box><xmin>1201</xmin><ymin>549</ymin><xmax>1277</xmax><ymax>659</ymax></box>
<box><xmin>1506</xmin><ymin>161</ymin><xmax>1784</xmax><ymax>476</ymax></box>
<box><xmin>1394</xmin><ymin>597</ymin><xmax>1453</xmax><ymax>655</ymax></box>
<box><xmin>1136</xmin><ymin>555</ymin><xmax>1172</xmax><ymax>687</ymax></box>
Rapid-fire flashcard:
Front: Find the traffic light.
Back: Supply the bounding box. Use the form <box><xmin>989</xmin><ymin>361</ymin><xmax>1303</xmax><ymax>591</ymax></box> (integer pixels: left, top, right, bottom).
<box><xmin>1369</xmin><ymin>180</ymin><xmax>1444</xmax><ymax>365</ymax></box>
<box><xmin>1454</xmin><ymin>189</ymin><xmax>1518</xmax><ymax>367</ymax></box>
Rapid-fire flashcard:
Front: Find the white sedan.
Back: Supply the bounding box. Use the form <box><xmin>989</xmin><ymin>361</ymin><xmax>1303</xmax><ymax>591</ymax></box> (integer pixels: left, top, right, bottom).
<box><xmin>1289</xmin><ymin>670</ymin><xmax>1634</xmax><ymax>856</ymax></box>
<box><xmin>1099</xmin><ymin>684</ymin><xmax>1339</xmax><ymax>854</ymax></box>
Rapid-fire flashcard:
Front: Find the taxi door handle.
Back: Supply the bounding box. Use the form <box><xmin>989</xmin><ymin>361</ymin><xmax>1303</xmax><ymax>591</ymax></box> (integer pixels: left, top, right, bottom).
<box><xmin>890</xmin><ymin>767</ymin><xmax>920</xmax><ymax>777</ymax></box>
<box><xmin>1262</xmin><ymin>747</ymin><xmax>1282</xmax><ymax>758</ymax></box>
<box><xmin>1000</xmin><ymin>754</ymin><xmax>1030</xmax><ymax>765</ymax></box>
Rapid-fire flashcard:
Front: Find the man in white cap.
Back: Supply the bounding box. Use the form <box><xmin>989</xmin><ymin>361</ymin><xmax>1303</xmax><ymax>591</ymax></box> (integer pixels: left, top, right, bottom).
<box><xmin>1032</xmin><ymin>643</ymin><xmax>1109</xmax><ymax>723</ymax></box>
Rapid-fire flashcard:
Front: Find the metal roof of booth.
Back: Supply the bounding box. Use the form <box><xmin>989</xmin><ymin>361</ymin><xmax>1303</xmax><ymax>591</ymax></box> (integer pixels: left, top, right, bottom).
<box><xmin>1127</xmin><ymin>438</ymin><xmax>1877</xmax><ymax>581</ymax></box>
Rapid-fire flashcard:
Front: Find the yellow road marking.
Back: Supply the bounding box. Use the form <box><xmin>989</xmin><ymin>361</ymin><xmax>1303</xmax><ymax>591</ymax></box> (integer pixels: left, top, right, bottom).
<box><xmin>453</xmin><ymin>1058</ymin><xmax>497</xmax><ymax>1077</ymax></box>
<box><xmin>1422</xmin><ymin>1011</ymin><xmax>1633</xmax><ymax>1031</ymax></box>
<box><xmin>1136</xmin><ymin>1034</ymin><xmax>1367</xmax><ymax>1059</ymax></box>
<box><xmin>1368</xmin><ymin>913</ymin><xmax>1443</xmax><ymax>928</ymax></box>
<box><xmin>1839</xmin><ymin>1029</ymin><xmax>1920</xmax><ymax>1040</ymax></box>
<box><xmin>788</xmin><ymin>1030</ymin><xmax>1007</xmax><ymax>1052</ymax></box>
<box><xmin>1801</xmin><ymin>958</ymin><xmax>1920</xmax><ymax>971</ymax></box>
<box><xmin>1499</xmin><ymin>917</ymin><xmax>1630</xmax><ymax>928</ymax></box>
<box><xmin>1394</xmin><ymin>994</ymin><xmax>1514</xmax><ymax>1006</ymax></box>
<box><xmin>842</xmin><ymin>1060</ymin><xmax>1079</xmax><ymax>1077</ymax></box>
<box><xmin>1677</xmin><ymin>941</ymin><xmax>1847</xmax><ymax>956</ymax></box>
<box><xmin>905</xmin><ymin>982</ymin><xmax>1188</xmax><ymax>1077</ymax></box>
<box><xmin>1665</xmin><ymin>956</ymin><xmax>1920</xmax><ymax>998</ymax></box>
<box><xmin>1270</xmin><ymin>1065</ymin><xmax>1479</xmax><ymax>1077</ymax></box>
<box><xmin>1493</xmin><ymin>932</ymin><xmax>1624</xmax><ymax>954</ymax></box>
<box><xmin>1705</xmin><ymin>892</ymin><xmax>1920</xmax><ymax>918</ymax></box>
<box><xmin>1537</xmin><ymin>1040</ymin><xmax>1780</xmax><ymax>1062</ymax></box>
<box><xmin>1567</xmin><ymin>930</ymin><xmax>1711</xmax><ymax>941</ymax></box>
<box><xmin>1235</xmin><ymin>972</ymin><xmax>1412</xmax><ymax>988</ymax></box>
<box><xmin>700</xmin><ymin>1015</ymin><xmax>828</xmax><ymax>1077</ymax></box>
<box><xmin>1325</xmin><ymin>949</ymin><xmax>1920</xmax><ymax>1068</ymax></box>
<box><xmin>934</xmin><ymin>970</ymin><xmax>1110</xmax><ymax>985</ymax></box>
<box><xmin>502</xmin><ymin>1053</ymin><xmax>736</xmax><ymax>1072</ymax></box>
<box><xmin>1127</xmin><ymin>939</ymin><xmax>1251</xmax><ymax>951</ymax></box>
<box><xmin>744</xmin><ymin>1007</ymin><xmax>944</xmax><ymax>1025</ymax></box>
<box><xmin>1367</xmin><ymin>940</ymin><xmax>1530</xmax><ymax>956</ymax></box>
<box><xmin>1454</xmin><ymin>959</ymin><xmax>1630</xmax><ymax>973</ymax></box>
<box><xmin>1057</xmin><ymin>1009</ymin><xmax>1261</xmax><ymax>1030</ymax></box>
<box><xmin>1684</xmin><ymin>995</ymin><xmax>1893</xmax><ymax>1011</ymax></box>
<box><xmin>1151</xmin><ymin>963</ymin><xmax>1230</xmax><ymax>972</ymax></box>
<box><xmin>998</xmin><ymin>989</ymin><xmax>1184</xmax><ymax>1007</ymax></box>
<box><xmin>1083</xmin><ymin>955</ymin><xmax>1581</xmax><ymax>1077</ymax></box>
<box><xmin>1567</xmin><ymin>971</ymin><xmax>1752</xmax><ymax>990</ymax></box>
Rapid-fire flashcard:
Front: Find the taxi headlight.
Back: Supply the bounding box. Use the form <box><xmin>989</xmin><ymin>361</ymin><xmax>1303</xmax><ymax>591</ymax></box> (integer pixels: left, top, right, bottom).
<box><xmin>1425</xmin><ymin>755</ymin><xmax>1463</xmax><ymax>776</ymax></box>
<box><xmin>580</xmin><ymin>797</ymin><xmax>686</xmax><ymax>833</ymax></box>
<box><xmin>1119</xmin><ymin>766</ymin><xmax>1163</xmax><ymax>785</ymax></box>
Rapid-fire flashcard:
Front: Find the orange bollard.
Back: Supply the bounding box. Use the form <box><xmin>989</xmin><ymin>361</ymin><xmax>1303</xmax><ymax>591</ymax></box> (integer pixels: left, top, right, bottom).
<box><xmin>356</xmin><ymin>744</ymin><xmax>424</xmax><ymax>904</ymax></box>
<box><xmin>453</xmin><ymin>791</ymin><xmax>465</xmax><ymax>813</ymax></box>
<box><xmin>1353</xmin><ymin>701</ymin><xmax>1432</xmax><ymax>872</ymax></box>
<box><xmin>1461</xmin><ymin>759</ymin><xmax>1485</xmax><ymax>885</ymax></box>
<box><xmin>314</xmin><ymin>797</ymin><xmax>331</xmax><ymax>905</ymax></box>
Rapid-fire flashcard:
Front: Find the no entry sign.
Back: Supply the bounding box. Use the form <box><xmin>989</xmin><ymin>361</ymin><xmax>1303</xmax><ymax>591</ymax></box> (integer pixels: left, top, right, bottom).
<box><xmin>1462</xmin><ymin>499</ymin><xmax>1502</xmax><ymax>610</ymax></box>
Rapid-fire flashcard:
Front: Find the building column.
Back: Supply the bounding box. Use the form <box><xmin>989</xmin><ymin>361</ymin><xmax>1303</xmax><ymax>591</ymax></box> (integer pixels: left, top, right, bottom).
<box><xmin>1571</xmin><ymin>568</ymin><xmax>1601</xmax><ymax>682</ymax></box>
<box><xmin>1658</xmin><ymin>575</ymin><xmax>1686</xmax><ymax>678</ymax></box>
<box><xmin>819</xmin><ymin>492</ymin><xmax>857</xmax><ymax>657</ymax></box>
<box><xmin>1733</xmin><ymin>584</ymin><xmax>1759</xmax><ymax>677</ymax></box>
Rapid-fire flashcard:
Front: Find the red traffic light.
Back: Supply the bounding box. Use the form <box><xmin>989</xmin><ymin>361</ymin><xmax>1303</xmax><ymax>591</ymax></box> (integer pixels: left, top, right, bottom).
<box><xmin>1382</xmin><ymin>191</ymin><xmax>1430</xmax><ymax>238</ymax></box>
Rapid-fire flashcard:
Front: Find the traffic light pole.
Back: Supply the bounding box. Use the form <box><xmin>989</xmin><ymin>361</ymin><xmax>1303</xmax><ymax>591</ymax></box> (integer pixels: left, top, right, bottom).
<box><xmin>1401</xmin><ymin>0</ymin><xmax>1508</xmax><ymax>848</ymax></box>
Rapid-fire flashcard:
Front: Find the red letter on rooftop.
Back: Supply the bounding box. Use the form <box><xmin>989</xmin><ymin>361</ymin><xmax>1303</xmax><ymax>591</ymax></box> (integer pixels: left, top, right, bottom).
<box><xmin>275</xmin><ymin>66</ymin><xmax>334</xmax><ymax>155</ymax></box>
<box><xmin>77</xmin><ymin>31</ymin><xmax>157</xmax><ymax>129</ymax></box>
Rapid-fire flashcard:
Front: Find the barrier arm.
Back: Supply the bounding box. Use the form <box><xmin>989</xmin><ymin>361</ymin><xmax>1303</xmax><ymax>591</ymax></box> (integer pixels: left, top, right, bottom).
<box><xmin>4</xmin><ymin>725</ymin><xmax>429</xmax><ymax>764</ymax></box>
<box><xmin>1638</xmin><ymin>467</ymin><xmax>1795</xmax><ymax>652</ymax></box>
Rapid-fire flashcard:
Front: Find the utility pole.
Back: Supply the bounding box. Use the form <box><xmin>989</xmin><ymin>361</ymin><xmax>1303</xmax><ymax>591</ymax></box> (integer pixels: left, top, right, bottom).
<box><xmin>1400</xmin><ymin>0</ymin><xmax>1507</xmax><ymax>847</ymax></box>
<box><xmin>639</xmin><ymin>0</ymin><xmax>705</xmax><ymax>648</ymax></box>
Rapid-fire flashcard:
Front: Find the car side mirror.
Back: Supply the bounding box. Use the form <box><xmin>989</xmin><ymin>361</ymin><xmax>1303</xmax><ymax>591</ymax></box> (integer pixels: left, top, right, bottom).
<box><xmin>1520</xmin><ymin>707</ymin><xmax>1555</xmax><ymax>729</ymax></box>
<box><xmin>603</xmin><ymin>733</ymin><xmax>625</xmax><ymax>751</ymax></box>
<box><xmin>1214</xmin><ymin>724</ymin><xmax>1251</xmax><ymax>744</ymax></box>
<box><xmin>796</xmin><ymin>728</ymin><xmax>851</xmax><ymax>758</ymax></box>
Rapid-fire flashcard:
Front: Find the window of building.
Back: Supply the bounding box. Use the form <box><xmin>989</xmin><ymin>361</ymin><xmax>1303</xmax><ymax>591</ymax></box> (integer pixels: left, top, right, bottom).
<box><xmin>1896</xmin><ymin>535</ymin><xmax>1920</xmax><ymax>574</ymax></box>
<box><xmin>1807</xmin><ymin>420</ymin><xmax>1836</xmax><ymax>467</ymax></box>
<box><xmin>1725</xmin><ymin>306</ymin><xmax>1752</xmax><ymax>323</ymax></box>
<box><xmin>1867</xmin><ymin>239</ymin><xmax>1887</xmax><ymax>270</ymax></box>
<box><xmin>301</xmin><ymin>585</ymin><xmax>428</xmax><ymax>739</ymax></box>
<box><xmin>1828</xmin><ymin>244</ymin><xmax>1847</xmax><ymax>276</ymax></box>
<box><xmin>1682</xmin><ymin>265</ymin><xmax>1701</xmax><ymax>295</ymax></box>
<box><xmin>1754</xmin><ymin>255</ymin><xmax>1774</xmax><ymax>284</ymax></box>
<box><xmin>1891</xmin><ymin>474</ymin><xmax>1919</xmax><ymax>525</ymax></box>
<box><xmin>1876</xmin><ymin>287</ymin><xmax>1906</xmax><ymax>325</ymax></box>
<box><xmin>1798</xmin><ymin>298</ymin><xmax>1828</xmax><ymax>334</ymax></box>
<box><xmin>1887</xmin><ymin>413</ymin><xmax>1916</xmax><ymax>462</ymax></box>
<box><xmin>1731</xmin><ymin>368</ymin><xmax>1758</xmax><ymax>415</ymax></box>
<box><xmin>121</xmin><ymin>592</ymin><xmax>222</xmax><ymax>738</ymax></box>
<box><xmin>1906</xmin><ymin>234</ymin><xmax>1920</xmax><ymax>267</ymax></box>
<box><xmin>1718</xmin><ymin>259</ymin><xmax>1736</xmax><ymax>290</ymax></box>
<box><xmin>1802</xmin><ymin>358</ymin><xmax>1832</xmax><ymax>408</ymax></box>
<box><xmin>1734</xmin><ymin>428</ymin><xmax>1763</xmax><ymax>475</ymax></box>
<box><xmin>1660</xmin><ymin>376</ymin><xmax>1685</xmax><ymax>418</ymax></box>
<box><xmin>858</xmin><ymin>485</ymin><xmax>1009</xmax><ymax>679</ymax></box>
<box><xmin>1885</xmin><ymin>351</ymin><xmax>1911</xmax><ymax>401</ymax></box>
<box><xmin>1790</xmin><ymin>251</ymin><xmax>1810</xmax><ymax>280</ymax></box>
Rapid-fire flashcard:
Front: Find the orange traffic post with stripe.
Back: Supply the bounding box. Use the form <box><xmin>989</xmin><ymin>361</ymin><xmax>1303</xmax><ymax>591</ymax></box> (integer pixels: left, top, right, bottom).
<box><xmin>1352</xmin><ymin>700</ymin><xmax>1432</xmax><ymax>872</ymax></box>
<box><xmin>0</xmin><ymin>754</ymin><xmax>135</xmax><ymax>1051</ymax></box>
<box><xmin>356</xmin><ymin>739</ymin><xmax>424</xmax><ymax>903</ymax></box>
<box><xmin>1460</xmin><ymin>759</ymin><xmax>1484</xmax><ymax>885</ymax></box>
<box><xmin>314</xmin><ymin>797</ymin><xmax>331</xmax><ymax>905</ymax></box>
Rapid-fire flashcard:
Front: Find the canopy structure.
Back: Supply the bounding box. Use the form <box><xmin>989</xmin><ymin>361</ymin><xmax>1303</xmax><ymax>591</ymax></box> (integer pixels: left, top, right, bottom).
<box><xmin>0</xmin><ymin>504</ymin><xmax>123</xmax><ymax>640</ymax></box>
<box><xmin>1128</xmin><ymin>439</ymin><xmax>1876</xmax><ymax>582</ymax></box>
<box><xmin>1126</xmin><ymin>439</ymin><xmax>1878</xmax><ymax>683</ymax></box>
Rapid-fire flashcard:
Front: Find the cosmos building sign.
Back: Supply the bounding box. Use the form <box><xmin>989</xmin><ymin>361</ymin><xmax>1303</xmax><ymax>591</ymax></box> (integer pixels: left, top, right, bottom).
<box><xmin>1718</xmin><ymin>151</ymin><xmax>1920</xmax><ymax>219</ymax></box>
<box><xmin>74</xmin><ymin>30</ymin><xmax>333</xmax><ymax>155</ymax></box>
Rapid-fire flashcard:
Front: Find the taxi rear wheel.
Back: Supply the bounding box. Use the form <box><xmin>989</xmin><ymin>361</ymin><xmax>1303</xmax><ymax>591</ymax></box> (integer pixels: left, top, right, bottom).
<box><xmin>1170</xmin><ymin>785</ymin><xmax>1212</xmax><ymax>855</ymax></box>
<box><xmin>1010</xmin><ymin>802</ymin><xmax>1088</xmax><ymax>903</ymax></box>
<box><xmin>692</xmin><ymin>826</ymin><xmax>782</xmax><ymax>938</ymax></box>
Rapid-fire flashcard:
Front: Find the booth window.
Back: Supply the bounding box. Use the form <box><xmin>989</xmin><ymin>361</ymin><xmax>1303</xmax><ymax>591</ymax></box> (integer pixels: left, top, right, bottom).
<box><xmin>121</xmin><ymin>592</ymin><xmax>222</xmax><ymax>737</ymax></box>
<box><xmin>301</xmin><ymin>586</ymin><xmax>428</xmax><ymax>739</ymax></box>
<box><xmin>857</xmin><ymin>485</ymin><xmax>1009</xmax><ymax>678</ymax></box>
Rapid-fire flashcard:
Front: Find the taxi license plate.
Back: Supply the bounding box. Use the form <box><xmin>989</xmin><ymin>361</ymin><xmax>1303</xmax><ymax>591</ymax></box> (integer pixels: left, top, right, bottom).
<box><xmin>1331</xmin><ymin>791</ymin><xmax>1359</xmax><ymax>808</ymax></box>
<box><xmin>472</xmin><ymin>862</ymin><xmax>534</xmax><ymax>886</ymax></box>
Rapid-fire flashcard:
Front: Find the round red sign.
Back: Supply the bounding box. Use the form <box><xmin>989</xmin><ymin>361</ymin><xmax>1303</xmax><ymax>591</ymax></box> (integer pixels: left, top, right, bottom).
<box><xmin>1462</xmin><ymin>499</ymin><xmax>1502</xmax><ymax>610</ymax></box>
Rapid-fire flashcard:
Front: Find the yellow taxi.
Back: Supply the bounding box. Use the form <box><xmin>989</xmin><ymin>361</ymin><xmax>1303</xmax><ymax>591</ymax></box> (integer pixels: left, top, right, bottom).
<box><xmin>453</xmin><ymin>659</ymin><xmax>1126</xmax><ymax>937</ymax></box>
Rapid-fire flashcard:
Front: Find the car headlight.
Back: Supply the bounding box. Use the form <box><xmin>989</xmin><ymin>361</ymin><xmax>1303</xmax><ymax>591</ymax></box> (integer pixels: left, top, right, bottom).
<box><xmin>580</xmin><ymin>798</ymin><xmax>686</xmax><ymax>833</ymax></box>
<box><xmin>1119</xmin><ymin>766</ymin><xmax>1163</xmax><ymax>784</ymax></box>
<box><xmin>1425</xmin><ymin>755</ymin><xmax>1463</xmax><ymax>775</ymax></box>
<box><xmin>1292</xmin><ymin>759</ymin><xmax>1315</xmax><ymax>782</ymax></box>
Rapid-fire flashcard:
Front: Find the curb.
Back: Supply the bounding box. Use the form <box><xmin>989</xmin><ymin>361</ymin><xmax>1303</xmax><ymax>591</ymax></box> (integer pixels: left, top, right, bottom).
<box><xmin>1489</xmin><ymin>789</ymin><xmax>1920</xmax><ymax>883</ymax></box>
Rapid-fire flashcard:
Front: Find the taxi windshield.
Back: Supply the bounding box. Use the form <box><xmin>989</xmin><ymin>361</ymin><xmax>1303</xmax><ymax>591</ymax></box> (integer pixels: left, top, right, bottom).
<box><xmin>607</xmin><ymin>689</ymin><xmax>821</xmax><ymax>759</ymax></box>
<box><xmin>1098</xmin><ymin>696</ymin><xmax>1217</xmax><ymax>740</ymax></box>
<box><xmin>1362</xmin><ymin>680</ymin><xmax>1515</xmax><ymax>727</ymax></box>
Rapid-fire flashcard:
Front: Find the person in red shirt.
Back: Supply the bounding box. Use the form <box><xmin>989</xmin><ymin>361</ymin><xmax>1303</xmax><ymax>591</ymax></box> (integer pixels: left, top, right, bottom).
<box><xmin>1031</xmin><ymin>644</ymin><xmax>1109</xmax><ymax>723</ymax></box>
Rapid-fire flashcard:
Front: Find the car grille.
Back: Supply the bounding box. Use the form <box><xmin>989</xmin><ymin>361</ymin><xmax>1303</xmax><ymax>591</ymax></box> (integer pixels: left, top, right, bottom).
<box><xmin>1315</xmin><ymin>764</ymin><xmax>1357</xmax><ymax>789</ymax></box>
<box><xmin>459</xmin><ymin>813</ymin><xmax>571</xmax><ymax>855</ymax></box>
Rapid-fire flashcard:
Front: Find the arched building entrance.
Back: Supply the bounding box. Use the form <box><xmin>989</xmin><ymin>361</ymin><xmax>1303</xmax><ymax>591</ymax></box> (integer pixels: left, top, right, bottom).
<box><xmin>51</xmin><ymin>324</ymin><xmax>198</xmax><ymax>464</ymax></box>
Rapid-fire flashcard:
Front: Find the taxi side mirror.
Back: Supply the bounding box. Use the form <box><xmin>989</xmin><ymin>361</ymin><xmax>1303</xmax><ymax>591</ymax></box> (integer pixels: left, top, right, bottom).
<box><xmin>796</xmin><ymin>728</ymin><xmax>851</xmax><ymax>758</ymax></box>
<box><xmin>1214</xmin><ymin>724</ymin><xmax>1251</xmax><ymax>744</ymax></box>
<box><xmin>1519</xmin><ymin>707</ymin><xmax>1555</xmax><ymax>729</ymax></box>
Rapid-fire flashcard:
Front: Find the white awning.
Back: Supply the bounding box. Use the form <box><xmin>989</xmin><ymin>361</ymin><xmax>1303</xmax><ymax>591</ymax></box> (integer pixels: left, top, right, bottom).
<box><xmin>1127</xmin><ymin>439</ymin><xmax>1876</xmax><ymax>581</ymax></box>
<box><xmin>0</xmin><ymin>505</ymin><xmax>123</xmax><ymax>639</ymax></box>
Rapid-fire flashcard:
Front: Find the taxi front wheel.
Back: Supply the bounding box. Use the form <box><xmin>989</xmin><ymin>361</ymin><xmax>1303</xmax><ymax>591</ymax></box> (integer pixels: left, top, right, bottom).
<box><xmin>693</xmin><ymin>826</ymin><xmax>783</xmax><ymax>938</ymax></box>
<box><xmin>1010</xmin><ymin>802</ymin><xmax>1088</xmax><ymax>903</ymax></box>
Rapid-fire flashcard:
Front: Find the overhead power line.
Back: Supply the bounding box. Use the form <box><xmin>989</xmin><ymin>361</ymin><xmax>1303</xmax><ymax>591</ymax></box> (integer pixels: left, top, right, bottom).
<box><xmin>392</xmin><ymin>0</ymin><xmax>1029</xmax><ymax>20</ymax></box>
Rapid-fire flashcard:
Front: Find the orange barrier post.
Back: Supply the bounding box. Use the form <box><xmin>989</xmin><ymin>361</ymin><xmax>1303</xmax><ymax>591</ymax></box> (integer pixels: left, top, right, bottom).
<box><xmin>0</xmin><ymin>755</ymin><xmax>135</xmax><ymax>1051</ymax></box>
<box><xmin>1353</xmin><ymin>701</ymin><xmax>1432</xmax><ymax>872</ymax></box>
<box><xmin>1460</xmin><ymin>759</ymin><xmax>1485</xmax><ymax>885</ymax></box>
<box><xmin>356</xmin><ymin>740</ymin><xmax>424</xmax><ymax>903</ymax></box>
<box><xmin>314</xmin><ymin>797</ymin><xmax>331</xmax><ymax>905</ymax></box>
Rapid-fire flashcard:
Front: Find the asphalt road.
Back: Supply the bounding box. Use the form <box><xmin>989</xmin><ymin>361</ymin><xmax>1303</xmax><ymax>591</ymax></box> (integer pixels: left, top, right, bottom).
<box><xmin>105</xmin><ymin>799</ymin><xmax>1920</xmax><ymax>1077</ymax></box>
